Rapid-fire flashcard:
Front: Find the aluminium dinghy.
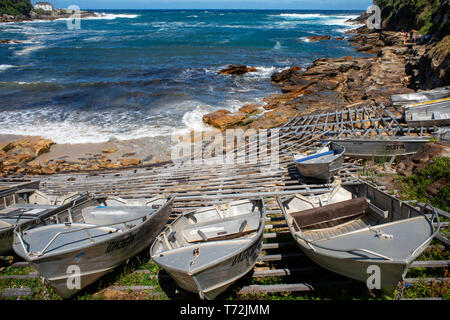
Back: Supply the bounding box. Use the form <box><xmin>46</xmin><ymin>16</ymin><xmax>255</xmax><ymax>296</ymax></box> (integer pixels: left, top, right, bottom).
<box><xmin>325</xmin><ymin>136</ymin><xmax>430</xmax><ymax>158</ymax></box>
<box><xmin>404</xmin><ymin>97</ymin><xmax>450</xmax><ymax>127</ymax></box>
<box><xmin>150</xmin><ymin>198</ymin><xmax>265</xmax><ymax>300</ymax></box>
<box><xmin>390</xmin><ymin>86</ymin><xmax>450</xmax><ymax>106</ymax></box>
<box><xmin>277</xmin><ymin>182</ymin><xmax>440</xmax><ymax>293</ymax></box>
<box><xmin>1</xmin><ymin>189</ymin><xmax>87</xmax><ymax>256</ymax></box>
<box><xmin>13</xmin><ymin>195</ymin><xmax>174</xmax><ymax>298</ymax></box>
<box><xmin>293</xmin><ymin>142</ymin><xmax>345</xmax><ymax>182</ymax></box>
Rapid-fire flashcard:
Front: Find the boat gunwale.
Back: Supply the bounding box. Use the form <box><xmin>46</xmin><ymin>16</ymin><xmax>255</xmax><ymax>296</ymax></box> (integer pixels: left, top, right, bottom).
<box><xmin>150</xmin><ymin>197</ymin><xmax>266</xmax><ymax>275</ymax></box>
<box><xmin>293</xmin><ymin>142</ymin><xmax>345</xmax><ymax>165</ymax></box>
<box><xmin>13</xmin><ymin>195</ymin><xmax>175</xmax><ymax>262</ymax></box>
<box><xmin>276</xmin><ymin>183</ymin><xmax>440</xmax><ymax>265</ymax></box>
<box><xmin>404</xmin><ymin>97</ymin><xmax>450</xmax><ymax>109</ymax></box>
<box><xmin>324</xmin><ymin>137</ymin><xmax>431</xmax><ymax>143</ymax></box>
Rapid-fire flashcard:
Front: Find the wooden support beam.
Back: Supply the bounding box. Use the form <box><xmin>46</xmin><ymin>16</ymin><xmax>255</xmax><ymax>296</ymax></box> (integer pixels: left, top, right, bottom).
<box><xmin>1</xmin><ymin>288</ymin><xmax>33</xmax><ymax>298</ymax></box>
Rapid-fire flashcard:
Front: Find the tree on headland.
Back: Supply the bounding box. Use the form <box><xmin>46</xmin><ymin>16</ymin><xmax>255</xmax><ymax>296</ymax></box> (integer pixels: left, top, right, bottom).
<box><xmin>0</xmin><ymin>0</ymin><xmax>32</xmax><ymax>17</ymax></box>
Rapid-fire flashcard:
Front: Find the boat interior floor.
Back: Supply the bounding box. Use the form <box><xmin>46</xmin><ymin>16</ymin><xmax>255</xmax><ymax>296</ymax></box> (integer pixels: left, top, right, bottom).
<box><xmin>291</xmin><ymin>198</ymin><xmax>384</xmax><ymax>242</ymax></box>
<box><xmin>0</xmin><ymin>205</ymin><xmax>57</xmax><ymax>225</ymax></box>
<box><xmin>301</xmin><ymin>215</ymin><xmax>381</xmax><ymax>242</ymax></box>
<box><xmin>182</xmin><ymin>212</ymin><xmax>260</xmax><ymax>244</ymax></box>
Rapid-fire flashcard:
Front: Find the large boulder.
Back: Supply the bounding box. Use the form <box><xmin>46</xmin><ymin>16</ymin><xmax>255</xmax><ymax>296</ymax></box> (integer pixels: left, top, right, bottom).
<box><xmin>396</xmin><ymin>141</ymin><xmax>450</xmax><ymax>176</ymax></box>
<box><xmin>218</xmin><ymin>65</ymin><xmax>257</xmax><ymax>76</ymax></box>
<box><xmin>203</xmin><ymin>109</ymin><xmax>249</xmax><ymax>130</ymax></box>
<box><xmin>1</xmin><ymin>136</ymin><xmax>55</xmax><ymax>158</ymax></box>
<box><xmin>271</xmin><ymin>66</ymin><xmax>302</xmax><ymax>83</ymax></box>
<box><xmin>247</xmin><ymin>105</ymin><xmax>299</xmax><ymax>130</ymax></box>
<box><xmin>239</xmin><ymin>103</ymin><xmax>262</xmax><ymax>115</ymax></box>
<box><xmin>411</xmin><ymin>35</ymin><xmax>450</xmax><ymax>90</ymax></box>
<box><xmin>426</xmin><ymin>177</ymin><xmax>448</xmax><ymax>197</ymax></box>
<box><xmin>307</xmin><ymin>35</ymin><xmax>331</xmax><ymax>42</ymax></box>
<box><xmin>119</xmin><ymin>158</ymin><xmax>142</xmax><ymax>167</ymax></box>
<box><xmin>0</xmin><ymin>136</ymin><xmax>55</xmax><ymax>175</ymax></box>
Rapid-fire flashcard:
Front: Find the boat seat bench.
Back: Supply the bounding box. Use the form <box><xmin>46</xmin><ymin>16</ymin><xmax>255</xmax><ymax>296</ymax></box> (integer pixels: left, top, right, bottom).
<box><xmin>182</xmin><ymin>213</ymin><xmax>259</xmax><ymax>243</ymax></box>
<box><xmin>291</xmin><ymin>198</ymin><xmax>369</xmax><ymax>231</ymax></box>
<box><xmin>302</xmin><ymin>215</ymin><xmax>380</xmax><ymax>241</ymax></box>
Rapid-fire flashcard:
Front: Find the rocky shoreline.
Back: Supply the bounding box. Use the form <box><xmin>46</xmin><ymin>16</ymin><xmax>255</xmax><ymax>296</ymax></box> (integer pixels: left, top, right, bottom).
<box><xmin>203</xmin><ymin>12</ymin><xmax>449</xmax><ymax>131</ymax></box>
<box><xmin>0</xmin><ymin>9</ymin><xmax>96</xmax><ymax>23</ymax></box>
<box><xmin>0</xmin><ymin>135</ymin><xmax>172</xmax><ymax>177</ymax></box>
<box><xmin>202</xmin><ymin>29</ymin><xmax>416</xmax><ymax>130</ymax></box>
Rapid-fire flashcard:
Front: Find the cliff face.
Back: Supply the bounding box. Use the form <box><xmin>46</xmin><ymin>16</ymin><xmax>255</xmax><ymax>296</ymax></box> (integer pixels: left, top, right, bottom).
<box><xmin>375</xmin><ymin>0</ymin><xmax>449</xmax><ymax>40</ymax></box>
<box><xmin>413</xmin><ymin>35</ymin><xmax>450</xmax><ymax>89</ymax></box>
<box><xmin>374</xmin><ymin>0</ymin><xmax>449</xmax><ymax>89</ymax></box>
<box><xmin>0</xmin><ymin>0</ymin><xmax>32</xmax><ymax>17</ymax></box>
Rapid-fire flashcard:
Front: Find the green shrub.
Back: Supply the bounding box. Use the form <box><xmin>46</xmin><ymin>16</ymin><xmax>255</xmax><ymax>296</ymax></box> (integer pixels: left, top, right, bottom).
<box><xmin>397</xmin><ymin>157</ymin><xmax>450</xmax><ymax>211</ymax></box>
<box><xmin>0</xmin><ymin>0</ymin><xmax>32</xmax><ymax>17</ymax></box>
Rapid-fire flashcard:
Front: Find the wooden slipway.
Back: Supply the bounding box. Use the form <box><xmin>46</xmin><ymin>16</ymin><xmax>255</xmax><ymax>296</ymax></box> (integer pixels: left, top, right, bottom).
<box><xmin>4</xmin><ymin>102</ymin><xmax>448</xmax><ymax>299</ymax></box>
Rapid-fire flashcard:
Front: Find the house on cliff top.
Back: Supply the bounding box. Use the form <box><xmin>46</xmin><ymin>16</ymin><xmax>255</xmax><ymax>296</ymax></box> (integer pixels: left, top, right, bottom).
<box><xmin>33</xmin><ymin>2</ymin><xmax>55</xmax><ymax>12</ymax></box>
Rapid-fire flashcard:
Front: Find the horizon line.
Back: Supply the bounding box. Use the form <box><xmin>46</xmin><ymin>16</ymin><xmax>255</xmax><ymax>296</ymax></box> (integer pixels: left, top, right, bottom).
<box><xmin>74</xmin><ymin>8</ymin><xmax>366</xmax><ymax>11</ymax></box>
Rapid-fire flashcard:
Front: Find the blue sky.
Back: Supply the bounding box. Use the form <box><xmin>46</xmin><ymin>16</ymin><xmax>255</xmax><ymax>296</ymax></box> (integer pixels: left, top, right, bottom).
<box><xmin>38</xmin><ymin>1</ymin><xmax>373</xmax><ymax>10</ymax></box>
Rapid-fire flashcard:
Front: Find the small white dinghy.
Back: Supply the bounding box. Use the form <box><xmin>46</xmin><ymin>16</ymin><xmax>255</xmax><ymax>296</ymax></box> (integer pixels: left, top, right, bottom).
<box><xmin>293</xmin><ymin>142</ymin><xmax>345</xmax><ymax>181</ymax></box>
<box><xmin>277</xmin><ymin>182</ymin><xmax>440</xmax><ymax>293</ymax></box>
<box><xmin>150</xmin><ymin>198</ymin><xmax>266</xmax><ymax>300</ymax></box>
<box><xmin>13</xmin><ymin>195</ymin><xmax>174</xmax><ymax>298</ymax></box>
<box><xmin>0</xmin><ymin>189</ymin><xmax>86</xmax><ymax>256</ymax></box>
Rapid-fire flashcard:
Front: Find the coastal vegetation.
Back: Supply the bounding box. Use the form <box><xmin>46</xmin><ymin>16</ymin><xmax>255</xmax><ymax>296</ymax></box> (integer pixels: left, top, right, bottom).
<box><xmin>0</xmin><ymin>0</ymin><xmax>31</xmax><ymax>17</ymax></box>
<box><xmin>395</xmin><ymin>156</ymin><xmax>449</xmax><ymax>212</ymax></box>
<box><xmin>375</xmin><ymin>0</ymin><xmax>449</xmax><ymax>38</ymax></box>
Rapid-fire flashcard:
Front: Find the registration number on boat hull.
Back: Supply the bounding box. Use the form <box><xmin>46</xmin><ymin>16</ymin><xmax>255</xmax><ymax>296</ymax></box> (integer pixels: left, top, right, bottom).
<box><xmin>105</xmin><ymin>234</ymin><xmax>135</xmax><ymax>253</ymax></box>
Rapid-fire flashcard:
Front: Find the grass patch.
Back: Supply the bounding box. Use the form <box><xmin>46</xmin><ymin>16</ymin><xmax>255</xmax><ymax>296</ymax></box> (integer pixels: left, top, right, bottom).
<box><xmin>402</xmin><ymin>273</ymin><xmax>450</xmax><ymax>300</ymax></box>
<box><xmin>393</xmin><ymin>157</ymin><xmax>449</xmax><ymax>211</ymax></box>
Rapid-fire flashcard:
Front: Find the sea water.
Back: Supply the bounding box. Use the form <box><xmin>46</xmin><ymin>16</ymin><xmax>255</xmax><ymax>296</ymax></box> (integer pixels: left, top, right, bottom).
<box><xmin>0</xmin><ymin>10</ymin><xmax>366</xmax><ymax>144</ymax></box>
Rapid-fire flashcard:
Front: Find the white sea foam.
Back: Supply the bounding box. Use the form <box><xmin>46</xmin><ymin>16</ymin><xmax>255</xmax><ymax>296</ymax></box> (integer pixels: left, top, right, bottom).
<box><xmin>246</xmin><ymin>66</ymin><xmax>282</xmax><ymax>80</ymax></box>
<box><xmin>0</xmin><ymin>65</ymin><xmax>16</xmax><ymax>71</ymax></box>
<box><xmin>272</xmin><ymin>13</ymin><xmax>360</xmax><ymax>20</ymax></box>
<box><xmin>0</xmin><ymin>106</ymin><xmax>178</xmax><ymax>144</ymax></box>
<box><xmin>180</xmin><ymin>105</ymin><xmax>216</xmax><ymax>134</ymax></box>
<box><xmin>274</xmin><ymin>41</ymin><xmax>283</xmax><ymax>50</ymax></box>
<box><xmin>0</xmin><ymin>118</ymin><xmax>172</xmax><ymax>144</ymax></box>
<box><xmin>86</xmin><ymin>13</ymin><xmax>140</xmax><ymax>20</ymax></box>
<box><xmin>178</xmin><ymin>96</ymin><xmax>266</xmax><ymax>134</ymax></box>
<box><xmin>274</xmin><ymin>13</ymin><xmax>323</xmax><ymax>19</ymax></box>
<box><xmin>83</xmin><ymin>36</ymin><xmax>106</xmax><ymax>42</ymax></box>
<box><xmin>271</xmin><ymin>13</ymin><xmax>362</xmax><ymax>29</ymax></box>
<box><xmin>14</xmin><ymin>45</ymin><xmax>44</xmax><ymax>56</ymax></box>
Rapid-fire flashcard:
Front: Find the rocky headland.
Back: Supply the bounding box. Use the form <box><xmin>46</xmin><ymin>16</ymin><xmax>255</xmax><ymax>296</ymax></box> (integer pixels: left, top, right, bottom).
<box><xmin>0</xmin><ymin>0</ymin><xmax>96</xmax><ymax>23</ymax></box>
